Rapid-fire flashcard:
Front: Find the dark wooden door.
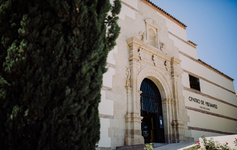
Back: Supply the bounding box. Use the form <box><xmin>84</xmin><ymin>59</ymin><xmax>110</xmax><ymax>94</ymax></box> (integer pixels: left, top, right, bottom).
<box><xmin>140</xmin><ymin>78</ymin><xmax>165</xmax><ymax>143</ymax></box>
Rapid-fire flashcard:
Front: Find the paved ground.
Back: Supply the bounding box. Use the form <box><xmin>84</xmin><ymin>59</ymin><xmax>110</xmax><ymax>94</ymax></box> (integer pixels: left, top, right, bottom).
<box><xmin>153</xmin><ymin>142</ymin><xmax>195</xmax><ymax>150</ymax></box>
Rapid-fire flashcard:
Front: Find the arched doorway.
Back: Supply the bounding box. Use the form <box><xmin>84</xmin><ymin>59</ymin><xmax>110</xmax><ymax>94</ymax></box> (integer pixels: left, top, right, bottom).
<box><xmin>140</xmin><ymin>78</ymin><xmax>165</xmax><ymax>143</ymax></box>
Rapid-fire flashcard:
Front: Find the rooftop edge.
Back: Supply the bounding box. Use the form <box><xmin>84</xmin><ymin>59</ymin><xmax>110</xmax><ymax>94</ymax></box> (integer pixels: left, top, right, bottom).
<box><xmin>198</xmin><ymin>59</ymin><xmax>234</xmax><ymax>81</ymax></box>
<box><xmin>141</xmin><ymin>0</ymin><xmax>187</xmax><ymax>29</ymax></box>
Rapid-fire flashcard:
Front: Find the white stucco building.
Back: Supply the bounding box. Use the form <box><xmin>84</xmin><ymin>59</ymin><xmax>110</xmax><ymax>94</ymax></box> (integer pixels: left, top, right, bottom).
<box><xmin>97</xmin><ymin>0</ymin><xmax>237</xmax><ymax>149</ymax></box>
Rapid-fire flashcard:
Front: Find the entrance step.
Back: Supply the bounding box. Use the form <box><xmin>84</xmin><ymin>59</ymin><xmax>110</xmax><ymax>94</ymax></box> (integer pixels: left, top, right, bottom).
<box><xmin>153</xmin><ymin>143</ymin><xmax>167</xmax><ymax>148</ymax></box>
<box><xmin>153</xmin><ymin>142</ymin><xmax>195</xmax><ymax>150</ymax></box>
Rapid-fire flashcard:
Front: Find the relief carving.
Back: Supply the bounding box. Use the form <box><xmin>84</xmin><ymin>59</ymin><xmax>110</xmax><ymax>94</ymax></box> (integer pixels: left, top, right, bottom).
<box><xmin>138</xmin><ymin>31</ymin><xmax>148</xmax><ymax>44</ymax></box>
<box><xmin>125</xmin><ymin>67</ymin><xmax>131</xmax><ymax>88</ymax></box>
<box><xmin>160</xmin><ymin>42</ymin><xmax>166</xmax><ymax>52</ymax></box>
<box><xmin>138</xmin><ymin>48</ymin><xmax>144</xmax><ymax>61</ymax></box>
<box><xmin>152</xmin><ymin>54</ymin><xmax>158</xmax><ymax>66</ymax></box>
<box><xmin>164</xmin><ymin>60</ymin><xmax>170</xmax><ymax>71</ymax></box>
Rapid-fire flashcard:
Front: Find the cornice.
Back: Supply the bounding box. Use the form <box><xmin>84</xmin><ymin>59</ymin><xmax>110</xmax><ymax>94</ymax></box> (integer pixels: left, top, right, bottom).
<box><xmin>126</xmin><ymin>37</ymin><xmax>171</xmax><ymax>61</ymax></box>
<box><xmin>168</xmin><ymin>31</ymin><xmax>197</xmax><ymax>48</ymax></box>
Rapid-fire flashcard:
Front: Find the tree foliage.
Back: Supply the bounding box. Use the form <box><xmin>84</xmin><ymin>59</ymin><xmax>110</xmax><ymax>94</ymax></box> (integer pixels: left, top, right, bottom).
<box><xmin>0</xmin><ymin>0</ymin><xmax>121</xmax><ymax>149</ymax></box>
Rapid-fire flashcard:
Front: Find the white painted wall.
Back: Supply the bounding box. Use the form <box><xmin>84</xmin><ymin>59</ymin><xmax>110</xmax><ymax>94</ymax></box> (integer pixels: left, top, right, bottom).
<box><xmin>180</xmin><ymin>54</ymin><xmax>235</xmax><ymax>92</ymax></box>
<box><xmin>98</xmin><ymin>118</ymin><xmax>111</xmax><ymax>147</ymax></box>
<box><xmin>98</xmin><ymin>60</ymin><xmax>115</xmax><ymax>147</ymax></box>
<box><xmin>156</xmin><ymin>12</ymin><xmax>187</xmax><ymax>41</ymax></box>
<box><xmin>119</xmin><ymin>2</ymin><xmax>136</xmax><ymax>20</ymax></box>
<box><xmin>102</xmin><ymin>67</ymin><xmax>115</xmax><ymax>88</ymax></box>
<box><xmin>187</xmin><ymin>110</ymin><xmax>237</xmax><ymax>135</ymax></box>
<box><xmin>184</xmin><ymin>90</ymin><xmax>237</xmax><ymax>119</ymax></box>
<box><xmin>99</xmin><ymin>91</ymin><xmax>114</xmax><ymax>116</ymax></box>
<box><xmin>121</xmin><ymin>0</ymin><xmax>138</xmax><ymax>10</ymax></box>
<box><xmin>169</xmin><ymin>33</ymin><xmax>197</xmax><ymax>59</ymax></box>
<box><xmin>98</xmin><ymin>34</ymin><xmax>118</xmax><ymax>148</ymax></box>
<box><xmin>200</xmin><ymin>79</ymin><xmax>237</xmax><ymax>105</ymax></box>
<box><xmin>98</xmin><ymin>91</ymin><xmax>114</xmax><ymax>148</ymax></box>
<box><xmin>182</xmin><ymin>72</ymin><xmax>190</xmax><ymax>88</ymax></box>
<box><xmin>107</xmin><ymin>46</ymin><xmax>118</xmax><ymax>65</ymax></box>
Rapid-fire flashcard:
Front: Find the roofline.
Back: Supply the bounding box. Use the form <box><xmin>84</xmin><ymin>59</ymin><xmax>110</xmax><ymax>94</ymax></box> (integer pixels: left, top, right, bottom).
<box><xmin>179</xmin><ymin>51</ymin><xmax>234</xmax><ymax>81</ymax></box>
<box><xmin>141</xmin><ymin>0</ymin><xmax>187</xmax><ymax>29</ymax></box>
<box><xmin>198</xmin><ymin>59</ymin><xmax>234</xmax><ymax>81</ymax></box>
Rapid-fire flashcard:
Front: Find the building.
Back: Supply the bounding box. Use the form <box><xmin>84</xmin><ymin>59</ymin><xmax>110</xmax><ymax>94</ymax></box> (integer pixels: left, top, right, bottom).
<box><xmin>98</xmin><ymin>0</ymin><xmax>237</xmax><ymax>149</ymax></box>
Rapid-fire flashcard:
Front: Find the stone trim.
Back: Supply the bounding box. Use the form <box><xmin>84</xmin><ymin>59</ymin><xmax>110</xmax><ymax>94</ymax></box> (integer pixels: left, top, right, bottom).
<box><xmin>188</xmin><ymin>126</ymin><xmax>236</xmax><ymax>135</ymax></box>
<box><xmin>106</xmin><ymin>62</ymin><xmax>115</xmax><ymax>69</ymax></box>
<box><xmin>168</xmin><ymin>31</ymin><xmax>196</xmax><ymax>48</ymax></box>
<box><xmin>186</xmin><ymin>106</ymin><xmax>237</xmax><ymax>122</ymax></box>
<box><xmin>121</xmin><ymin>1</ymin><xmax>139</xmax><ymax>12</ymax></box>
<box><xmin>179</xmin><ymin>51</ymin><xmax>234</xmax><ymax>81</ymax></box>
<box><xmin>125</xmin><ymin>129</ymin><xmax>142</xmax><ymax>136</ymax></box>
<box><xmin>179</xmin><ymin>50</ymin><xmax>197</xmax><ymax>62</ymax></box>
<box><xmin>187</xmin><ymin>40</ymin><xmax>197</xmax><ymax>47</ymax></box>
<box><xmin>184</xmin><ymin>86</ymin><xmax>237</xmax><ymax>108</ymax></box>
<box><xmin>141</xmin><ymin>0</ymin><xmax>187</xmax><ymax>29</ymax></box>
<box><xmin>99</xmin><ymin>114</ymin><xmax>114</xmax><ymax>119</ymax></box>
<box><xmin>183</xmin><ymin>69</ymin><xmax>236</xmax><ymax>95</ymax></box>
<box><xmin>126</xmin><ymin>37</ymin><xmax>171</xmax><ymax>61</ymax></box>
<box><xmin>102</xmin><ymin>86</ymin><xmax>112</xmax><ymax>91</ymax></box>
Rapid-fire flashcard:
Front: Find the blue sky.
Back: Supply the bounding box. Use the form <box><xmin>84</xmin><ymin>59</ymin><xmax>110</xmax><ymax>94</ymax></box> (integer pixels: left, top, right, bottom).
<box><xmin>149</xmin><ymin>0</ymin><xmax>237</xmax><ymax>92</ymax></box>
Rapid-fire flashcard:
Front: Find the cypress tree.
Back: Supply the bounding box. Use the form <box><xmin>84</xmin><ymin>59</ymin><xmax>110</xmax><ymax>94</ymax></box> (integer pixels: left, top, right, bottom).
<box><xmin>0</xmin><ymin>0</ymin><xmax>121</xmax><ymax>149</ymax></box>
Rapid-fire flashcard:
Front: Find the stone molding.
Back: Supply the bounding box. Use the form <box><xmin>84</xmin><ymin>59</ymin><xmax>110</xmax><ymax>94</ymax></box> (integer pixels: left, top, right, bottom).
<box><xmin>106</xmin><ymin>62</ymin><xmax>115</xmax><ymax>69</ymax></box>
<box><xmin>186</xmin><ymin>106</ymin><xmax>237</xmax><ymax>122</ymax></box>
<box><xmin>168</xmin><ymin>31</ymin><xmax>196</xmax><ymax>48</ymax></box>
<box><xmin>184</xmin><ymin>86</ymin><xmax>237</xmax><ymax>108</ymax></box>
<box><xmin>99</xmin><ymin>114</ymin><xmax>114</xmax><ymax>119</ymax></box>
<box><xmin>188</xmin><ymin>126</ymin><xmax>236</xmax><ymax>135</ymax></box>
<box><xmin>125</xmin><ymin>112</ymin><xmax>143</xmax><ymax>123</ymax></box>
<box><xmin>183</xmin><ymin>69</ymin><xmax>235</xmax><ymax>95</ymax></box>
<box><xmin>102</xmin><ymin>86</ymin><xmax>112</xmax><ymax>91</ymax></box>
<box><xmin>126</xmin><ymin>37</ymin><xmax>171</xmax><ymax>61</ymax></box>
<box><xmin>179</xmin><ymin>51</ymin><xmax>234</xmax><ymax>81</ymax></box>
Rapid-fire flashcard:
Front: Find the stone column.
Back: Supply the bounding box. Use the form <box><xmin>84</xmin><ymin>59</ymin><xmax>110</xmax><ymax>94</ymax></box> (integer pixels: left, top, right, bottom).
<box><xmin>171</xmin><ymin>57</ymin><xmax>187</xmax><ymax>142</ymax></box>
<box><xmin>125</xmin><ymin>37</ymin><xmax>144</xmax><ymax>145</ymax></box>
<box><xmin>162</xmin><ymin>98</ymin><xmax>172</xmax><ymax>143</ymax></box>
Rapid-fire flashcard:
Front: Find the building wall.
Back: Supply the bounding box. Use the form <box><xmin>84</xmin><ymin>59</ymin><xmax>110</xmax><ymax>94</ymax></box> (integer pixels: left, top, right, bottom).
<box><xmin>98</xmin><ymin>0</ymin><xmax>237</xmax><ymax>148</ymax></box>
<box><xmin>175</xmin><ymin>31</ymin><xmax>237</xmax><ymax>141</ymax></box>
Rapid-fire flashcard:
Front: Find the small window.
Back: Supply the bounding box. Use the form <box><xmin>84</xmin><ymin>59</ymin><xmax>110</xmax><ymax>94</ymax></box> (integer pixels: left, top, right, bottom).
<box><xmin>189</xmin><ymin>75</ymin><xmax>201</xmax><ymax>91</ymax></box>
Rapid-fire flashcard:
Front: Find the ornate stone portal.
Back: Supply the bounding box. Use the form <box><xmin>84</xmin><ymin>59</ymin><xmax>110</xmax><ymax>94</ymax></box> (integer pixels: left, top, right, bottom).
<box><xmin>125</xmin><ymin>36</ymin><xmax>191</xmax><ymax>145</ymax></box>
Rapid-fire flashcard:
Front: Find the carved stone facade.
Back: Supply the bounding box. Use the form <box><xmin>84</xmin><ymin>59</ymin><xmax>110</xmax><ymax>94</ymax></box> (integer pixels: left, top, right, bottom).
<box><xmin>125</xmin><ymin>37</ymin><xmax>191</xmax><ymax>144</ymax></box>
<box><xmin>98</xmin><ymin>0</ymin><xmax>237</xmax><ymax>149</ymax></box>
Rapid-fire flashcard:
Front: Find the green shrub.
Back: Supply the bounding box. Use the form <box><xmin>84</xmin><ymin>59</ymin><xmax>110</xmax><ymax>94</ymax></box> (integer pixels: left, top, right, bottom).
<box><xmin>144</xmin><ymin>143</ymin><xmax>153</xmax><ymax>150</ymax></box>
